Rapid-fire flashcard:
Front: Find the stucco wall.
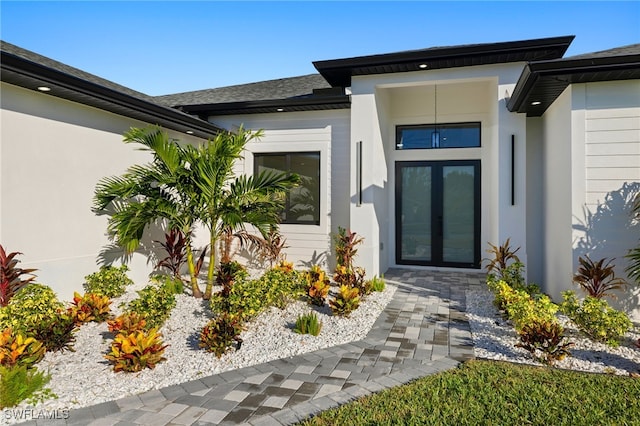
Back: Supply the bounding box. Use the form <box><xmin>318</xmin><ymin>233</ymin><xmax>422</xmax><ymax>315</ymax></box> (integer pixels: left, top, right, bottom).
<box><xmin>1</xmin><ymin>82</ymin><xmax>204</xmax><ymax>301</ymax></box>
<box><xmin>541</xmin><ymin>86</ymin><xmax>574</xmax><ymax>300</ymax></box>
<box><xmin>349</xmin><ymin>63</ymin><xmax>528</xmax><ymax>276</ymax></box>
<box><xmin>210</xmin><ymin>110</ymin><xmax>350</xmax><ymax>270</ymax></box>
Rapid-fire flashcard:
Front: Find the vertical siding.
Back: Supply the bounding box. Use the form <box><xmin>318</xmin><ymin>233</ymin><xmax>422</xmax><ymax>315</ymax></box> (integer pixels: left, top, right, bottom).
<box><xmin>210</xmin><ymin>110</ymin><xmax>350</xmax><ymax>269</ymax></box>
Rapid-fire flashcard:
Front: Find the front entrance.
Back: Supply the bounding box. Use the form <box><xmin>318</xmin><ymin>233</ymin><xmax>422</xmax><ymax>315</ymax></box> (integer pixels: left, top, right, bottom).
<box><xmin>395</xmin><ymin>160</ymin><xmax>480</xmax><ymax>268</ymax></box>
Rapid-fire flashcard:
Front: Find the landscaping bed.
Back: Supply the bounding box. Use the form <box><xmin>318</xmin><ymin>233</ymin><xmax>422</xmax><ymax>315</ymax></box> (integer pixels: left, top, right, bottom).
<box><xmin>5</xmin><ymin>278</ymin><xmax>395</xmax><ymax>417</ymax></box>
<box><xmin>467</xmin><ymin>287</ymin><xmax>640</xmax><ymax>375</ymax></box>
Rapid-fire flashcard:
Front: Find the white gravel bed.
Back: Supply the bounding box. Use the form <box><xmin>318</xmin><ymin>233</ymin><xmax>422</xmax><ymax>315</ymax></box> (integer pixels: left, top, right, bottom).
<box><xmin>6</xmin><ymin>282</ymin><xmax>395</xmax><ymax>421</ymax></box>
<box><xmin>467</xmin><ymin>287</ymin><xmax>640</xmax><ymax>375</ymax></box>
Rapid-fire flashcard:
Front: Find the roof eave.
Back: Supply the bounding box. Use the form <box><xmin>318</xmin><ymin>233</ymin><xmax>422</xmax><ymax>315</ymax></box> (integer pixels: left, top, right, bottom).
<box><xmin>508</xmin><ymin>53</ymin><xmax>640</xmax><ymax>116</ymax></box>
<box><xmin>0</xmin><ymin>51</ymin><xmax>223</xmax><ymax>139</ymax></box>
<box><xmin>179</xmin><ymin>95</ymin><xmax>351</xmax><ymax>116</ymax></box>
<box><xmin>314</xmin><ymin>35</ymin><xmax>575</xmax><ymax>87</ymax></box>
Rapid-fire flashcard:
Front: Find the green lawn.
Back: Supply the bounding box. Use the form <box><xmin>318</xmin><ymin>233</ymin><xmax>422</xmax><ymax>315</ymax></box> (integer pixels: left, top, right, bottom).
<box><xmin>299</xmin><ymin>360</ymin><xmax>640</xmax><ymax>425</ymax></box>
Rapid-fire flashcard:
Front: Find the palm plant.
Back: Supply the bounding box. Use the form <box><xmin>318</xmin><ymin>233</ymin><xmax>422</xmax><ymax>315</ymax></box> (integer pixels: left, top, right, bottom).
<box><xmin>94</xmin><ymin>126</ymin><xmax>298</xmax><ymax>300</ymax></box>
<box><xmin>189</xmin><ymin>128</ymin><xmax>299</xmax><ymax>299</ymax></box>
<box><xmin>93</xmin><ymin>127</ymin><xmax>204</xmax><ymax>297</ymax></box>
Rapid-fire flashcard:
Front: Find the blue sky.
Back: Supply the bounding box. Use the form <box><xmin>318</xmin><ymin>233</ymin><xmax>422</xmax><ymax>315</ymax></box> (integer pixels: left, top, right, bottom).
<box><xmin>2</xmin><ymin>1</ymin><xmax>639</xmax><ymax>96</ymax></box>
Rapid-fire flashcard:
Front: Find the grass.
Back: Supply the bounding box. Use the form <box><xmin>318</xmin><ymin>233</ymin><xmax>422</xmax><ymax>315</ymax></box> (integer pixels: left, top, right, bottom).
<box><xmin>299</xmin><ymin>360</ymin><xmax>640</xmax><ymax>425</ymax></box>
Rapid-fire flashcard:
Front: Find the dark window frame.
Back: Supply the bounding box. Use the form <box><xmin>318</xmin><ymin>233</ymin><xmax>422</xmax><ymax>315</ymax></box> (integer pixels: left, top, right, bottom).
<box><xmin>396</xmin><ymin>122</ymin><xmax>481</xmax><ymax>150</ymax></box>
<box><xmin>253</xmin><ymin>151</ymin><xmax>321</xmax><ymax>226</ymax></box>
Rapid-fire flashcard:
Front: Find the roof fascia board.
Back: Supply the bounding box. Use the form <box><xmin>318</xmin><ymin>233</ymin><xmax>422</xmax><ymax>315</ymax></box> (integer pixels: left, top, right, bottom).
<box><xmin>1</xmin><ymin>51</ymin><xmax>222</xmax><ymax>138</ymax></box>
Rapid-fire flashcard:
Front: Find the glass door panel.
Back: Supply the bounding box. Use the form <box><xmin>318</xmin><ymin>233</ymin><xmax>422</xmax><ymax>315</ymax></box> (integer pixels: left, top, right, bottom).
<box><xmin>399</xmin><ymin>166</ymin><xmax>432</xmax><ymax>262</ymax></box>
<box><xmin>442</xmin><ymin>165</ymin><xmax>475</xmax><ymax>263</ymax></box>
<box><xmin>396</xmin><ymin>160</ymin><xmax>480</xmax><ymax>268</ymax></box>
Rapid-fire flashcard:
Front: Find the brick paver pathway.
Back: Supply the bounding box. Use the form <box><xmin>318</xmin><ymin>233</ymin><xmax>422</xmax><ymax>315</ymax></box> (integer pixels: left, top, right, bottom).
<box><xmin>23</xmin><ymin>269</ymin><xmax>484</xmax><ymax>425</ymax></box>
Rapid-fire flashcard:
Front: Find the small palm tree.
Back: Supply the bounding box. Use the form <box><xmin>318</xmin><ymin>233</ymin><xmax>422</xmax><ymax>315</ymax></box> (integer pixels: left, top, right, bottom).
<box><xmin>94</xmin><ymin>126</ymin><xmax>299</xmax><ymax>299</ymax></box>
<box><xmin>94</xmin><ymin>127</ymin><xmax>204</xmax><ymax>297</ymax></box>
<box><xmin>189</xmin><ymin>128</ymin><xmax>299</xmax><ymax>299</ymax></box>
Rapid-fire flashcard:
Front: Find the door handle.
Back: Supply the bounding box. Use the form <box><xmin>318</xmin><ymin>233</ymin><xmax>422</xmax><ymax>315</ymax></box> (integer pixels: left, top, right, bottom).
<box><xmin>438</xmin><ymin>216</ymin><xmax>443</xmax><ymax>237</ymax></box>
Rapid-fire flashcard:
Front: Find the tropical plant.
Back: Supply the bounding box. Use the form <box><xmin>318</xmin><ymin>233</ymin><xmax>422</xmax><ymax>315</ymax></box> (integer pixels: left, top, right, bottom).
<box><xmin>154</xmin><ymin>228</ymin><xmax>187</xmax><ymax>279</ymax></box>
<box><xmin>216</xmin><ymin>261</ymin><xmax>247</xmax><ymax>298</ymax></box>
<box><xmin>84</xmin><ymin>264</ymin><xmax>133</xmax><ymax>298</ymax></box>
<box><xmin>105</xmin><ymin>328</ymin><xmax>168</xmax><ymax>372</ymax></box>
<box><xmin>93</xmin><ymin>127</ymin><xmax>206</xmax><ymax>298</ymax></box>
<box><xmin>573</xmin><ymin>256</ymin><xmax>627</xmax><ymax>299</ymax></box>
<box><xmin>294</xmin><ymin>312</ymin><xmax>322</xmax><ymax>336</ymax></box>
<box><xmin>199</xmin><ymin>313</ymin><xmax>244</xmax><ymax>358</ymax></box>
<box><xmin>305</xmin><ymin>266</ymin><xmax>331</xmax><ymax>306</ymax></box>
<box><xmin>0</xmin><ymin>244</ymin><xmax>36</xmax><ymax>307</ymax></box>
<box><xmin>69</xmin><ymin>292</ymin><xmax>112</xmax><ymax>324</ymax></box>
<box><xmin>330</xmin><ymin>285</ymin><xmax>361</xmax><ymax>317</ymax></box>
<box><xmin>484</xmin><ymin>238</ymin><xmax>521</xmax><ymax>279</ymax></box>
<box><xmin>515</xmin><ymin>319</ymin><xmax>572</xmax><ymax>365</ymax></box>
<box><xmin>0</xmin><ymin>365</ymin><xmax>54</xmax><ymax>409</ymax></box>
<box><xmin>260</xmin><ymin>227</ymin><xmax>288</xmax><ymax>267</ymax></box>
<box><xmin>0</xmin><ymin>328</ymin><xmax>45</xmax><ymax>368</ymax></box>
<box><xmin>94</xmin><ymin>126</ymin><xmax>299</xmax><ymax>300</ymax></box>
<box><xmin>333</xmin><ymin>227</ymin><xmax>364</xmax><ymax>269</ymax></box>
<box><xmin>189</xmin><ymin>127</ymin><xmax>299</xmax><ymax>299</ymax></box>
<box><xmin>107</xmin><ymin>312</ymin><xmax>147</xmax><ymax>335</ymax></box>
<box><xmin>33</xmin><ymin>311</ymin><xmax>77</xmax><ymax>352</ymax></box>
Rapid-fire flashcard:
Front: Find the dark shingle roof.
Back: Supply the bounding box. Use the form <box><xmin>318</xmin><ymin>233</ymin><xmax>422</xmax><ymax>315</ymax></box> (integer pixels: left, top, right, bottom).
<box><xmin>508</xmin><ymin>43</ymin><xmax>640</xmax><ymax>116</ymax></box>
<box><xmin>1</xmin><ymin>41</ymin><xmax>154</xmax><ymax>102</ymax></box>
<box><xmin>562</xmin><ymin>43</ymin><xmax>640</xmax><ymax>60</ymax></box>
<box><xmin>1</xmin><ymin>40</ymin><xmax>222</xmax><ymax>138</ymax></box>
<box><xmin>155</xmin><ymin>74</ymin><xmax>330</xmax><ymax>107</ymax></box>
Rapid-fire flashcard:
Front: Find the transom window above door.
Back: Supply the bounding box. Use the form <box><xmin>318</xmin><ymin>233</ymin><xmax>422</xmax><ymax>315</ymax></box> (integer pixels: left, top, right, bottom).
<box><xmin>396</xmin><ymin>122</ymin><xmax>481</xmax><ymax>150</ymax></box>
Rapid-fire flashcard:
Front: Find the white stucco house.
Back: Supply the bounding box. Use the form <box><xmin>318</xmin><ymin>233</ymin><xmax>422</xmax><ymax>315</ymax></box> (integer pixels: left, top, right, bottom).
<box><xmin>1</xmin><ymin>36</ymin><xmax>639</xmax><ymax>314</ymax></box>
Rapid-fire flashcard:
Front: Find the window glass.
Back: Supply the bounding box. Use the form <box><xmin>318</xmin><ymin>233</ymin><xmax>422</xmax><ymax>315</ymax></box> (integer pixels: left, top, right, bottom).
<box><xmin>396</xmin><ymin>122</ymin><xmax>480</xmax><ymax>149</ymax></box>
<box><xmin>254</xmin><ymin>152</ymin><xmax>320</xmax><ymax>225</ymax></box>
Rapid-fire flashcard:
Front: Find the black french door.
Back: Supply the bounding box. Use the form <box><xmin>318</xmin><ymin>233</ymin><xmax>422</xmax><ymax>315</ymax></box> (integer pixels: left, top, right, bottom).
<box><xmin>395</xmin><ymin>160</ymin><xmax>481</xmax><ymax>268</ymax></box>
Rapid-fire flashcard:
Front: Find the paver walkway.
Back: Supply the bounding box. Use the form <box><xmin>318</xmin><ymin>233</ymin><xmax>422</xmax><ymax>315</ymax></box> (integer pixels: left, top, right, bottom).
<box><xmin>25</xmin><ymin>269</ymin><xmax>484</xmax><ymax>426</ymax></box>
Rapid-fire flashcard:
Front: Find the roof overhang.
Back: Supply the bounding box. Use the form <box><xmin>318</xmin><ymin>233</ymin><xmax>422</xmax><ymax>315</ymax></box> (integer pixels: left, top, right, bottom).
<box><xmin>1</xmin><ymin>50</ymin><xmax>223</xmax><ymax>139</ymax></box>
<box><xmin>178</xmin><ymin>94</ymin><xmax>351</xmax><ymax>117</ymax></box>
<box><xmin>313</xmin><ymin>36</ymin><xmax>575</xmax><ymax>87</ymax></box>
<box><xmin>507</xmin><ymin>53</ymin><xmax>640</xmax><ymax>116</ymax></box>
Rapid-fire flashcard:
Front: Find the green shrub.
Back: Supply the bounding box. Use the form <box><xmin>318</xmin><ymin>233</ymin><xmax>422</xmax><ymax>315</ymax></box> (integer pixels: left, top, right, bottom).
<box><xmin>84</xmin><ymin>265</ymin><xmax>133</xmax><ymax>298</ymax></box>
<box><xmin>199</xmin><ymin>313</ymin><xmax>243</xmax><ymax>358</ymax></box>
<box><xmin>368</xmin><ymin>275</ymin><xmax>386</xmax><ymax>292</ymax></box>
<box><xmin>506</xmin><ymin>293</ymin><xmax>558</xmax><ymax>333</ymax></box>
<box><xmin>124</xmin><ymin>283</ymin><xmax>176</xmax><ymax>329</ymax></box>
<box><xmin>294</xmin><ymin>312</ymin><xmax>322</xmax><ymax>336</ymax></box>
<box><xmin>211</xmin><ymin>268</ymin><xmax>305</xmax><ymax>321</ymax></box>
<box><xmin>151</xmin><ymin>274</ymin><xmax>184</xmax><ymax>295</ymax></box>
<box><xmin>561</xmin><ymin>291</ymin><xmax>632</xmax><ymax>347</ymax></box>
<box><xmin>0</xmin><ymin>365</ymin><xmax>55</xmax><ymax>408</ymax></box>
<box><xmin>0</xmin><ymin>284</ymin><xmax>64</xmax><ymax>335</ymax></box>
